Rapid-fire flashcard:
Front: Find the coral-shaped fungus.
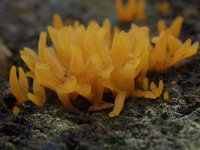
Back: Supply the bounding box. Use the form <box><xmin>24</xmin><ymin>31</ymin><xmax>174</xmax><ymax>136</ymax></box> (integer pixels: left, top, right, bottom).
<box><xmin>149</xmin><ymin>32</ymin><xmax>199</xmax><ymax>73</ymax></box>
<box><xmin>150</xmin><ymin>17</ymin><xmax>199</xmax><ymax>72</ymax></box>
<box><xmin>9</xmin><ymin>15</ymin><xmax>199</xmax><ymax>117</ymax></box>
<box><xmin>116</xmin><ymin>0</ymin><xmax>146</xmax><ymax>23</ymax></box>
<box><xmin>10</xmin><ymin>66</ymin><xmax>29</xmax><ymax>104</ymax></box>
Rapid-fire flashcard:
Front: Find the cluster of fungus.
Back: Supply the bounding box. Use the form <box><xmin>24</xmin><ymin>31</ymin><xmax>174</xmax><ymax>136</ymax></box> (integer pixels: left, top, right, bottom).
<box><xmin>116</xmin><ymin>0</ymin><xmax>172</xmax><ymax>22</ymax></box>
<box><xmin>150</xmin><ymin>17</ymin><xmax>199</xmax><ymax>72</ymax></box>
<box><xmin>10</xmin><ymin>14</ymin><xmax>199</xmax><ymax>117</ymax></box>
<box><xmin>116</xmin><ymin>0</ymin><xmax>146</xmax><ymax>23</ymax></box>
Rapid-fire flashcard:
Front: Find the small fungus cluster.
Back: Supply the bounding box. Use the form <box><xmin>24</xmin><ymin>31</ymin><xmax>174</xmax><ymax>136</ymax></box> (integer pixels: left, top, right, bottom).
<box><xmin>116</xmin><ymin>0</ymin><xmax>146</xmax><ymax>23</ymax></box>
<box><xmin>10</xmin><ymin>14</ymin><xmax>199</xmax><ymax>117</ymax></box>
<box><xmin>149</xmin><ymin>17</ymin><xmax>199</xmax><ymax>72</ymax></box>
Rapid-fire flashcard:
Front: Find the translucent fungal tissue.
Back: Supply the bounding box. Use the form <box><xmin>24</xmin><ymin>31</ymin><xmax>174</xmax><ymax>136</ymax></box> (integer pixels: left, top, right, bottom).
<box><xmin>9</xmin><ymin>15</ymin><xmax>199</xmax><ymax>117</ymax></box>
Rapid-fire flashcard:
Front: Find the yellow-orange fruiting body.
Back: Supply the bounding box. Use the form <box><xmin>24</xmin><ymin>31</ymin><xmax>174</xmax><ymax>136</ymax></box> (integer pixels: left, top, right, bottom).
<box><xmin>156</xmin><ymin>1</ymin><xmax>170</xmax><ymax>15</ymax></box>
<box><xmin>13</xmin><ymin>106</ymin><xmax>20</xmax><ymax>116</ymax></box>
<box><xmin>9</xmin><ymin>66</ymin><xmax>28</xmax><ymax>104</ymax></box>
<box><xmin>136</xmin><ymin>0</ymin><xmax>146</xmax><ymax>20</ymax></box>
<box><xmin>27</xmin><ymin>79</ymin><xmax>46</xmax><ymax>107</ymax></box>
<box><xmin>116</xmin><ymin>0</ymin><xmax>136</xmax><ymax>23</ymax></box>
<box><xmin>157</xmin><ymin>16</ymin><xmax>184</xmax><ymax>38</ymax></box>
<box><xmin>149</xmin><ymin>17</ymin><xmax>199</xmax><ymax>72</ymax></box>
<box><xmin>149</xmin><ymin>32</ymin><xmax>199</xmax><ymax>73</ymax></box>
<box><xmin>152</xmin><ymin>17</ymin><xmax>184</xmax><ymax>44</ymax></box>
<box><xmin>163</xmin><ymin>91</ymin><xmax>169</xmax><ymax>101</ymax></box>
<box><xmin>9</xmin><ymin>15</ymin><xmax>199</xmax><ymax>117</ymax></box>
<box><xmin>9</xmin><ymin>18</ymin><xmax>162</xmax><ymax>117</ymax></box>
<box><xmin>116</xmin><ymin>0</ymin><xmax>146</xmax><ymax>23</ymax></box>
